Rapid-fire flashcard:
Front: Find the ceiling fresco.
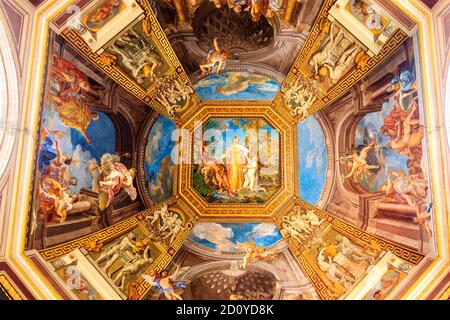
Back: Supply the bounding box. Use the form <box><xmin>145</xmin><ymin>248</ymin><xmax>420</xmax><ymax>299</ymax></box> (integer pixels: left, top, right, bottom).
<box><xmin>0</xmin><ymin>0</ymin><xmax>449</xmax><ymax>303</ymax></box>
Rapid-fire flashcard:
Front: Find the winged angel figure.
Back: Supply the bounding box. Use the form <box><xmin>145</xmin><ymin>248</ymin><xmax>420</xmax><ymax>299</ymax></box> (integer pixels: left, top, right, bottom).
<box><xmin>142</xmin><ymin>264</ymin><xmax>190</xmax><ymax>300</ymax></box>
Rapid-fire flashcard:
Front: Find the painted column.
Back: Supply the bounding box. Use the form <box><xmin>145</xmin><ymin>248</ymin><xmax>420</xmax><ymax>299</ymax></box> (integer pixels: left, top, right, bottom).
<box><xmin>283</xmin><ymin>0</ymin><xmax>298</xmax><ymax>25</ymax></box>
<box><xmin>173</xmin><ymin>0</ymin><xmax>188</xmax><ymax>23</ymax></box>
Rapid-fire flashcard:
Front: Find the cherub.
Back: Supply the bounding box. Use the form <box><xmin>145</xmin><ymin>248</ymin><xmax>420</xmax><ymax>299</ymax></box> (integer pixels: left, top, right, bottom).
<box><xmin>146</xmin><ymin>203</ymin><xmax>169</xmax><ymax>226</ymax></box>
<box><xmin>199</xmin><ymin>37</ymin><xmax>230</xmax><ymax>75</ymax></box>
<box><xmin>142</xmin><ymin>264</ymin><xmax>189</xmax><ymax>300</ymax></box>
<box><xmin>236</xmin><ymin>240</ymin><xmax>276</xmax><ymax>269</ymax></box>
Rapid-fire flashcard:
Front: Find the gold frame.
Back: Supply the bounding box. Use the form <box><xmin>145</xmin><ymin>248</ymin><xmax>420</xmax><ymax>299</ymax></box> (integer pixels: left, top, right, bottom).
<box><xmin>272</xmin><ymin>0</ymin><xmax>408</xmax><ymax>121</ymax></box>
<box><xmin>273</xmin><ymin>197</ymin><xmax>425</xmax><ymax>300</ymax></box>
<box><xmin>59</xmin><ymin>0</ymin><xmax>201</xmax><ymax>121</ymax></box>
<box><xmin>39</xmin><ymin>198</ymin><xmax>198</xmax><ymax>299</ymax></box>
<box><xmin>0</xmin><ymin>273</ymin><xmax>23</xmax><ymax>300</ymax></box>
<box><xmin>177</xmin><ymin>101</ymin><xmax>297</xmax><ymax>219</ymax></box>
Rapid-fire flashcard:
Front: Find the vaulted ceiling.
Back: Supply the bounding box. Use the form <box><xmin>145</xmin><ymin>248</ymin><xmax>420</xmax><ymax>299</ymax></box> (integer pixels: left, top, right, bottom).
<box><xmin>0</xmin><ymin>0</ymin><xmax>449</xmax><ymax>301</ymax></box>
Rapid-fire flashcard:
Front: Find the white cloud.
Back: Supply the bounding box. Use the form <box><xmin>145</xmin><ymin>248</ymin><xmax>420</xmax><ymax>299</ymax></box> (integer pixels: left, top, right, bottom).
<box><xmin>69</xmin><ymin>145</ymin><xmax>94</xmax><ymax>193</ymax></box>
<box><xmin>303</xmin><ymin>118</ymin><xmax>325</xmax><ymax>175</ymax></box>
<box><xmin>305</xmin><ymin>151</ymin><xmax>314</xmax><ymax>169</ymax></box>
<box><xmin>250</xmin><ymin>223</ymin><xmax>278</xmax><ymax>239</ymax></box>
<box><xmin>146</xmin><ymin>119</ymin><xmax>163</xmax><ymax>164</ymax></box>
<box><xmin>192</xmin><ymin>223</ymin><xmax>236</xmax><ymax>252</ymax></box>
<box><xmin>255</xmin><ymin>82</ymin><xmax>279</xmax><ymax>92</ymax></box>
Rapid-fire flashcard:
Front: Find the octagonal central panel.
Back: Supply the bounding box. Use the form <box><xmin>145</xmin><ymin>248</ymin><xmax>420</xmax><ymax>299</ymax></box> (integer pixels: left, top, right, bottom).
<box><xmin>193</xmin><ymin>118</ymin><xmax>281</xmax><ymax>204</ymax></box>
<box><xmin>178</xmin><ymin>103</ymin><xmax>296</xmax><ymax>218</ymax></box>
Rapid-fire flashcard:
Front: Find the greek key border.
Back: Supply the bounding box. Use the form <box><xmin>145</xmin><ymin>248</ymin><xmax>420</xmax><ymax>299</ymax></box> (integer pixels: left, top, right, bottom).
<box><xmin>273</xmin><ymin>0</ymin><xmax>408</xmax><ymax>122</ymax></box>
<box><xmin>60</xmin><ymin>0</ymin><xmax>200</xmax><ymax>120</ymax></box>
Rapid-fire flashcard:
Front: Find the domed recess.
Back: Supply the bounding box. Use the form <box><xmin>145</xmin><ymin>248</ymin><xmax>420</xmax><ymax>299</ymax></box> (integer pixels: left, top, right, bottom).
<box><xmin>193</xmin><ymin>3</ymin><xmax>274</xmax><ymax>54</ymax></box>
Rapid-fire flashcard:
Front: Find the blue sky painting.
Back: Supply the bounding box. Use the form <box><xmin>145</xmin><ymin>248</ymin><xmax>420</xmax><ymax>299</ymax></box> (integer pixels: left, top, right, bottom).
<box><xmin>189</xmin><ymin>223</ymin><xmax>283</xmax><ymax>252</ymax></box>
<box><xmin>297</xmin><ymin>117</ymin><xmax>327</xmax><ymax>205</ymax></box>
<box><xmin>44</xmin><ymin>106</ymin><xmax>116</xmax><ymax>193</ymax></box>
<box><xmin>355</xmin><ymin>97</ymin><xmax>409</xmax><ymax>192</ymax></box>
<box><xmin>195</xmin><ymin>72</ymin><xmax>280</xmax><ymax>101</ymax></box>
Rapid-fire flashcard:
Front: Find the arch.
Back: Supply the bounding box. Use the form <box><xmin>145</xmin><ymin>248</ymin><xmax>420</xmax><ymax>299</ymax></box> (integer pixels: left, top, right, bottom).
<box><xmin>297</xmin><ymin>114</ymin><xmax>330</xmax><ymax>206</ymax></box>
<box><xmin>0</xmin><ymin>9</ymin><xmax>19</xmax><ymax>181</ymax></box>
<box><xmin>137</xmin><ymin>111</ymin><xmax>177</xmax><ymax>208</ymax></box>
<box><xmin>445</xmin><ymin>59</ymin><xmax>450</xmax><ymax>150</ymax></box>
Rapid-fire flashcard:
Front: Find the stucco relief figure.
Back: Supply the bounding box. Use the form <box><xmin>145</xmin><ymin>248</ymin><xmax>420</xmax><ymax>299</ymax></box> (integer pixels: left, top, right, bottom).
<box><xmin>48</xmin><ymin>55</ymin><xmax>103</xmax><ymax>144</ymax></box>
<box><xmin>309</xmin><ymin>21</ymin><xmax>344</xmax><ymax>78</ymax></box>
<box><xmin>280</xmin><ymin>207</ymin><xmax>323</xmax><ymax>243</ymax></box>
<box><xmin>95</xmin><ymin>232</ymin><xmax>138</xmax><ymax>276</ymax></box>
<box><xmin>159</xmin><ymin>212</ymin><xmax>190</xmax><ymax>244</ymax></box>
<box><xmin>280</xmin><ymin>222</ymin><xmax>305</xmax><ymax>243</ymax></box>
<box><xmin>318</xmin><ymin>45</ymin><xmax>361</xmax><ymax>85</ymax></box>
<box><xmin>93</xmin><ymin>232</ymin><xmax>155</xmax><ymax>291</ymax></box>
<box><xmin>144</xmin><ymin>205</ymin><xmax>190</xmax><ymax>245</ymax></box>
<box><xmin>113</xmin><ymin>239</ymin><xmax>154</xmax><ymax>290</ymax></box>
<box><xmin>316</xmin><ymin>234</ymin><xmax>380</xmax><ymax>297</ymax></box>
<box><xmin>281</xmin><ymin>77</ymin><xmax>317</xmax><ymax>118</ymax></box>
<box><xmin>309</xmin><ymin>20</ymin><xmax>362</xmax><ymax>85</ymax></box>
<box><xmin>90</xmin><ymin>153</ymin><xmax>137</xmax><ymax>211</ymax></box>
<box><xmin>146</xmin><ymin>203</ymin><xmax>170</xmax><ymax>227</ymax></box>
<box><xmin>341</xmin><ymin>140</ymin><xmax>380</xmax><ymax>183</ymax></box>
<box><xmin>200</xmin><ymin>37</ymin><xmax>230</xmax><ymax>75</ymax></box>
<box><xmin>317</xmin><ymin>246</ymin><xmax>353</xmax><ymax>293</ymax></box>
<box><xmin>108</xmin><ymin>28</ymin><xmax>163</xmax><ymax>85</ymax></box>
<box><xmin>153</xmin><ymin>76</ymin><xmax>194</xmax><ymax>117</ymax></box>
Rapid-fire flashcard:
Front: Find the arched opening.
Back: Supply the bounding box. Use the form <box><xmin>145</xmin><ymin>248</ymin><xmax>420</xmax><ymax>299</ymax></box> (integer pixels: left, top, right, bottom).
<box><xmin>0</xmin><ymin>12</ymin><xmax>19</xmax><ymax>180</ymax></box>
<box><xmin>446</xmin><ymin>63</ymin><xmax>450</xmax><ymax>150</ymax></box>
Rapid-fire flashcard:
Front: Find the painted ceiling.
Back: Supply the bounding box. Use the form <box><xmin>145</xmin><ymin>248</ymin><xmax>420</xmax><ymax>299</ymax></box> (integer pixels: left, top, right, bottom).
<box><xmin>0</xmin><ymin>0</ymin><xmax>449</xmax><ymax>301</ymax></box>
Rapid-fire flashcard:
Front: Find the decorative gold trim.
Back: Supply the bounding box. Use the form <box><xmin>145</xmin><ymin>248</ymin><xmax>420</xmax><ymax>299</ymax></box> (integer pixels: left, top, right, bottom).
<box><xmin>178</xmin><ymin>103</ymin><xmax>295</xmax><ymax>218</ymax></box>
<box><xmin>438</xmin><ymin>285</ymin><xmax>450</xmax><ymax>300</ymax></box>
<box><xmin>273</xmin><ymin>0</ymin><xmax>408</xmax><ymax>121</ymax></box>
<box><xmin>0</xmin><ymin>274</ymin><xmax>23</xmax><ymax>300</ymax></box>
<box><xmin>38</xmin><ymin>199</ymin><xmax>197</xmax><ymax>300</ymax></box>
<box><xmin>1</xmin><ymin>0</ymin><xmax>447</xmax><ymax>301</ymax></box>
<box><xmin>273</xmin><ymin>197</ymin><xmax>425</xmax><ymax>300</ymax></box>
<box><xmin>59</xmin><ymin>0</ymin><xmax>201</xmax><ymax>121</ymax></box>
